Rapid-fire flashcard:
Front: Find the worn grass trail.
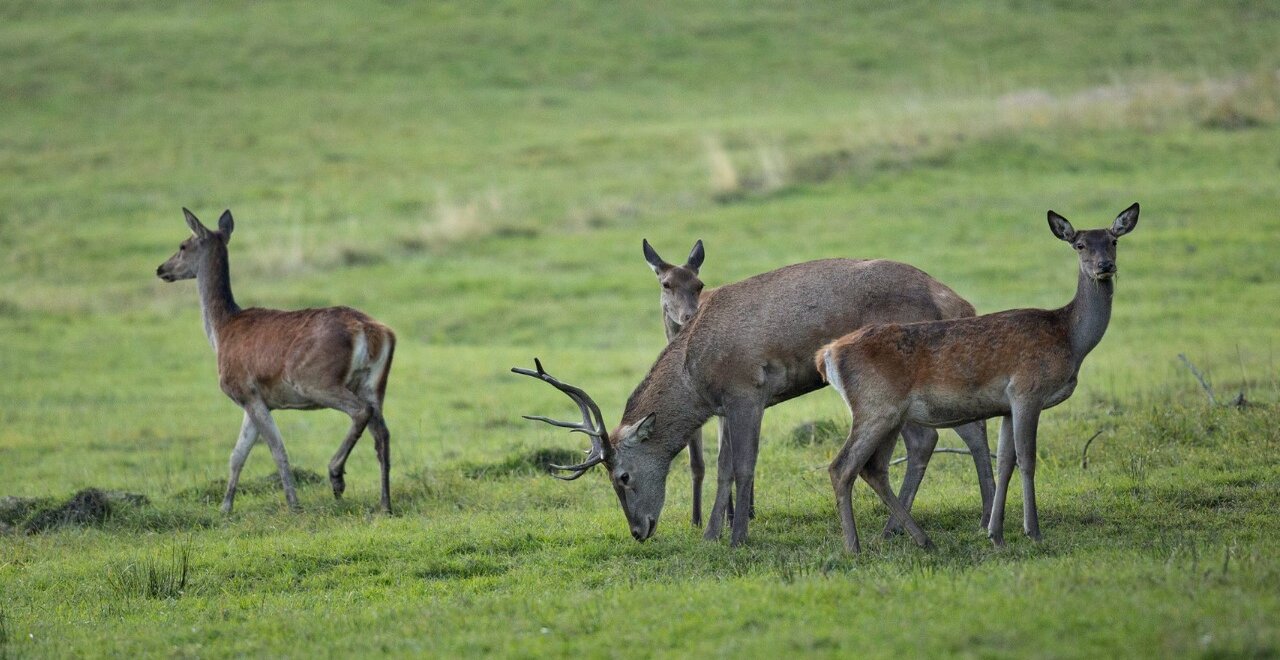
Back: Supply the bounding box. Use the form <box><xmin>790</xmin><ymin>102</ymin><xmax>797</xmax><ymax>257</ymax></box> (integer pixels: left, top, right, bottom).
<box><xmin>2</xmin><ymin>1</ymin><xmax>1280</xmax><ymax>656</ymax></box>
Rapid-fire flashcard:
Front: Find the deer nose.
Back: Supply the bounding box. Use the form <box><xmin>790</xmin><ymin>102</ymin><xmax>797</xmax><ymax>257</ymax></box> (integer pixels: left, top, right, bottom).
<box><xmin>1098</xmin><ymin>260</ymin><xmax>1116</xmax><ymax>273</ymax></box>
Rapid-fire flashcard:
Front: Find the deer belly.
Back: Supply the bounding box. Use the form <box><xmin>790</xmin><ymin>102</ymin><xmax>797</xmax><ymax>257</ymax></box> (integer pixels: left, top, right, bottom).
<box><xmin>908</xmin><ymin>385</ymin><xmax>1009</xmax><ymax>427</ymax></box>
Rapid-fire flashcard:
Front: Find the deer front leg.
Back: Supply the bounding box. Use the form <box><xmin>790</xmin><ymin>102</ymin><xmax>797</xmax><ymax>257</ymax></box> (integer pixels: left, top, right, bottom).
<box><xmin>1012</xmin><ymin>405</ymin><xmax>1042</xmax><ymax>541</ymax></box>
<box><xmin>687</xmin><ymin>426</ymin><xmax>705</xmax><ymax>528</ymax></box>
<box><xmin>221</xmin><ymin>412</ymin><xmax>259</xmax><ymax>514</ymax></box>
<box><xmin>884</xmin><ymin>423</ymin><xmax>938</xmax><ymax>537</ymax></box>
<box><xmin>703</xmin><ymin>423</ymin><xmax>734</xmax><ymax>541</ymax></box>
<box><xmin>726</xmin><ymin>401</ymin><xmax>763</xmax><ymax>548</ymax></box>
<box><xmin>245</xmin><ymin>401</ymin><xmax>300</xmax><ymax>511</ymax></box>
<box><xmin>954</xmin><ymin>418</ymin><xmax>994</xmax><ymax>530</ymax></box>
<box><xmin>987</xmin><ymin>414</ymin><xmax>1016</xmax><ymax>546</ymax></box>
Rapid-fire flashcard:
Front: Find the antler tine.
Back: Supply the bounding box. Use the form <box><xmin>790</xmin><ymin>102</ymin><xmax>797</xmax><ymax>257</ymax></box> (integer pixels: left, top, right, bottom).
<box><xmin>511</xmin><ymin>358</ymin><xmax>613</xmax><ymax>478</ymax></box>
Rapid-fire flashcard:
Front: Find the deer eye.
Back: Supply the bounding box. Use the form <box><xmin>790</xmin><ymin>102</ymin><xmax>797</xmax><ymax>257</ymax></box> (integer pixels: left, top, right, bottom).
<box><xmin>662</xmin><ymin>283</ymin><xmax>671</xmax><ymax>289</ymax></box>
<box><xmin>618</xmin><ymin>472</ymin><xmax>630</xmax><ymax>486</ymax></box>
<box><xmin>1111</xmin><ymin>239</ymin><xmax>1118</xmax><ymax>246</ymax></box>
<box><xmin>179</xmin><ymin>245</ymin><xmax>187</xmax><ymax>252</ymax></box>
<box><xmin>1074</xmin><ymin>243</ymin><xmax>1083</xmax><ymax>250</ymax></box>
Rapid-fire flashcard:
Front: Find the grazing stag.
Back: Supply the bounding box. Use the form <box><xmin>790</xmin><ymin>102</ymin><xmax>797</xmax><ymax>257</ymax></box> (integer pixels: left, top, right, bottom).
<box><xmin>816</xmin><ymin>204</ymin><xmax>1139</xmax><ymax>552</ymax></box>
<box><xmin>156</xmin><ymin>208</ymin><xmax>396</xmax><ymax>514</ymax></box>
<box><xmin>515</xmin><ymin>258</ymin><xmax>992</xmax><ymax>546</ymax></box>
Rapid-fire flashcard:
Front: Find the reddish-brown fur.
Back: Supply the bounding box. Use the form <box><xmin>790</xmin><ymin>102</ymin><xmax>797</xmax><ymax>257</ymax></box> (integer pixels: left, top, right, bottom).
<box><xmin>157</xmin><ymin>208</ymin><xmax>397</xmax><ymax>514</ymax></box>
<box><xmin>816</xmin><ymin>203</ymin><xmax>1140</xmax><ymax>552</ymax></box>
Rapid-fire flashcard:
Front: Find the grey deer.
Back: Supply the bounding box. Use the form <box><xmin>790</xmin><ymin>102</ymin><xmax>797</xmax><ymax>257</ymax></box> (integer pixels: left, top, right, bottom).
<box><xmin>515</xmin><ymin>257</ymin><xmax>993</xmax><ymax>546</ymax></box>
<box><xmin>157</xmin><ymin>209</ymin><xmax>397</xmax><ymax>513</ymax></box>
<box><xmin>816</xmin><ymin>204</ymin><xmax>1139</xmax><ymax>552</ymax></box>
<box><xmin>642</xmin><ymin>238</ymin><xmax>717</xmax><ymax>528</ymax></box>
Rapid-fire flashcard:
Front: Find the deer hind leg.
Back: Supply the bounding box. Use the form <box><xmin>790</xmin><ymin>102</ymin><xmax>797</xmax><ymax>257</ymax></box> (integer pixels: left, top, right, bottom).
<box><xmin>244</xmin><ymin>401</ymin><xmax>300</xmax><ymax>511</ymax></box>
<box><xmin>829</xmin><ymin>413</ymin><xmax>900</xmax><ymax>553</ymax></box>
<box><xmin>367</xmin><ymin>408</ymin><xmax>392</xmax><ymax>514</ymax></box>
<box><xmin>884</xmin><ymin>423</ymin><xmax>938</xmax><ymax>538</ymax></box>
<box><xmin>221</xmin><ymin>412</ymin><xmax>259</xmax><ymax>514</ymax></box>
<box><xmin>861</xmin><ymin>436</ymin><xmax>934</xmax><ymax>550</ymax></box>
<box><xmin>687</xmin><ymin>426</ymin><xmax>705</xmax><ymax>528</ymax></box>
<box><xmin>988</xmin><ymin>414</ymin><xmax>1016</xmax><ymax>546</ymax></box>
<box><xmin>291</xmin><ymin>384</ymin><xmax>372</xmax><ymax>501</ymax></box>
<box><xmin>953</xmin><ymin>418</ymin><xmax>994</xmax><ymax>530</ymax></box>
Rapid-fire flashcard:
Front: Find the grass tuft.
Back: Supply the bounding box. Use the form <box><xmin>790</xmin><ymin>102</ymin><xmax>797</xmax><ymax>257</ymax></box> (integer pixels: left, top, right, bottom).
<box><xmin>461</xmin><ymin>447</ymin><xmax>584</xmax><ymax>479</ymax></box>
<box><xmin>105</xmin><ymin>542</ymin><xmax>192</xmax><ymax>601</ymax></box>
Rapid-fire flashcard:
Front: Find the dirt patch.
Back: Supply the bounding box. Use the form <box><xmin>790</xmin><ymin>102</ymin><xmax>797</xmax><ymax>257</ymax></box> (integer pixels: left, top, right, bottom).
<box><xmin>1</xmin><ymin>488</ymin><xmax>149</xmax><ymax>534</ymax></box>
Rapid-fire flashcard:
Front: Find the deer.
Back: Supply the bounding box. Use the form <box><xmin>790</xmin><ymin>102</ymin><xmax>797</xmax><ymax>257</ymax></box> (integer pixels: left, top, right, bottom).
<box><xmin>156</xmin><ymin>208</ymin><xmax>397</xmax><ymax>514</ymax></box>
<box><xmin>514</xmin><ymin>257</ymin><xmax>994</xmax><ymax>547</ymax></box>
<box><xmin>815</xmin><ymin>204</ymin><xmax>1139</xmax><ymax>552</ymax></box>
<box><xmin>642</xmin><ymin>238</ymin><xmax>716</xmax><ymax>528</ymax></box>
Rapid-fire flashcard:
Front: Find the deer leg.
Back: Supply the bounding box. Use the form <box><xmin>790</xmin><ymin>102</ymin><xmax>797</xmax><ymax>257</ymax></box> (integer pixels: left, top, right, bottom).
<box><xmin>291</xmin><ymin>385</ymin><xmax>372</xmax><ymax>501</ymax></box>
<box><xmin>688</xmin><ymin>426</ymin><xmax>705</xmax><ymax>528</ymax></box>
<box><xmin>953</xmin><ymin>418</ymin><xmax>994</xmax><ymax>530</ymax></box>
<box><xmin>862</xmin><ymin>437</ymin><xmax>934</xmax><ymax>550</ymax></box>
<box><xmin>704</xmin><ymin>420</ymin><xmax>734</xmax><ymax>541</ymax></box>
<box><xmin>726</xmin><ymin>402</ymin><xmax>763</xmax><ymax>548</ymax></box>
<box><xmin>987</xmin><ymin>414</ymin><xmax>1016</xmax><ymax>546</ymax></box>
<box><xmin>829</xmin><ymin>413</ymin><xmax>899</xmax><ymax>553</ymax></box>
<box><xmin>1012</xmin><ymin>405</ymin><xmax>1042</xmax><ymax>541</ymax></box>
<box><xmin>884</xmin><ymin>423</ymin><xmax>938</xmax><ymax>537</ymax></box>
<box><xmin>221</xmin><ymin>411</ymin><xmax>259</xmax><ymax>514</ymax></box>
<box><xmin>245</xmin><ymin>401</ymin><xmax>300</xmax><ymax>511</ymax></box>
<box><xmin>368</xmin><ymin>409</ymin><xmax>392</xmax><ymax>514</ymax></box>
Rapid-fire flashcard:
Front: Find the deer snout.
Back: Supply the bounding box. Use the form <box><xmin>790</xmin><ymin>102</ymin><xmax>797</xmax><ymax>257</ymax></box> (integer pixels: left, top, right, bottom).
<box><xmin>630</xmin><ymin>516</ymin><xmax>656</xmax><ymax>542</ymax></box>
<box><xmin>156</xmin><ymin>265</ymin><xmax>172</xmax><ymax>282</ymax></box>
<box><xmin>1095</xmin><ymin>260</ymin><xmax>1116</xmax><ymax>278</ymax></box>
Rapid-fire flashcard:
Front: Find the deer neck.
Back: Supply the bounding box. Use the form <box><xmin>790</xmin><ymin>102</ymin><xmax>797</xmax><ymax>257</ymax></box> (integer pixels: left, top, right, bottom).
<box><xmin>1064</xmin><ymin>268</ymin><xmax>1114</xmax><ymax>366</ymax></box>
<box><xmin>620</xmin><ymin>342</ymin><xmax>712</xmax><ymax>458</ymax></box>
<box><xmin>195</xmin><ymin>244</ymin><xmax>241</xmax><ymax>353</ymax></box>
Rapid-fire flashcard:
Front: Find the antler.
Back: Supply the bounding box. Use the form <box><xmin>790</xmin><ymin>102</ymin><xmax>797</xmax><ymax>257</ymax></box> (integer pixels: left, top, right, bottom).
<box><xmin>511</xmin><ymin>358</ymin><xmax>612</xmax><ymax>480</ymax></box>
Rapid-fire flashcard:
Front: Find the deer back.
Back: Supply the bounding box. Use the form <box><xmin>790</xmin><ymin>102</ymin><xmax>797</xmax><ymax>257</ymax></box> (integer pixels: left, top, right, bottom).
<box><xmin>674</xmin><ymin>258</ymin><xmax>974</xmax><ymax>406</ymax></box>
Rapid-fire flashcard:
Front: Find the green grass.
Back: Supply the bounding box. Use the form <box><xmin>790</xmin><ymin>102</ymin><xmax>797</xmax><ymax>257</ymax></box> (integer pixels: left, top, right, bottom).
<box><xmin>2</xmin><ymin>1</ymin><xmax>1279</xmax><ymax>656</ymax></box>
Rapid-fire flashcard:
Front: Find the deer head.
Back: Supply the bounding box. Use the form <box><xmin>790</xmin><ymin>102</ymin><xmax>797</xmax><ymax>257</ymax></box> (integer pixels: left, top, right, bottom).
<box><xmin>513</xmin><ymin>359</ymin><xmax>673</xmax><ymax>542</ymax></box>
<box><xmin>642</xmin><ymin>239</ymin><xmax>705</xmax><ymax>328</ymax></box>
<box><xmin>1047</xmin><ymin>203</ymin><xmax>1139</xmax><ymax>280</ymax></box>
<box><xmin>157</xmin><ymin>208</ymin><xmax>234</xmax><ymax>282</ymax></box>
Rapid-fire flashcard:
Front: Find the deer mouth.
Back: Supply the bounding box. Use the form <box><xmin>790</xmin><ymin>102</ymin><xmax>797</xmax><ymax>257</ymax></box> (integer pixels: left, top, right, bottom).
<box><xmin>631</xmin><ymin>516</ymin><xmax>657</xmax><ymax>542</ymax></box>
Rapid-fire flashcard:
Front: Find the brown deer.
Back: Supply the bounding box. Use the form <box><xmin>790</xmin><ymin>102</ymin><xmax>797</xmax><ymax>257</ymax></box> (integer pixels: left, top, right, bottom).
<box><xmin>816</xmin><ymin>204</ymin><xmax>1139</xmax><ymax>552</ymax></box>
<box><xmin>515</xmin><ymin>258</ymin><xmax>993</xmax><ymax>547</ymax></box>
<box><xmin>156</xmin><ymin>208</ymin><xmax>397</xmax><ymax>514</ymax></box>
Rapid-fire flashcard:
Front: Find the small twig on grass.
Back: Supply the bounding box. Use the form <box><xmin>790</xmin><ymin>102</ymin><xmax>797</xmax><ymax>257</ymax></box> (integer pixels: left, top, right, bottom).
<box><xmin>1178</xmin><ymin>353</ymin><xmax>1217</xmax><ymax>406</ymax></box>
<box><xmin>1080</xmin><ymin>429</ymin><xmax>1106</xmax><ymax>470</ymax></box>
<box><xmin>888</xmin><ymin>447</ymin><xmax>972</xmax><ymax>466</ymax></box>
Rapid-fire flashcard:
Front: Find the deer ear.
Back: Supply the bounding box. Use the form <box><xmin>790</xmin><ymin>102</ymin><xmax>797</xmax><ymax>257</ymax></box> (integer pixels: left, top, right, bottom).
<box><xmin>642</xmin><ymin>239</ymin><xmax>671</xmax><ymax>275</ymax></box>
<box><xmin>685</xmin><ymin>239</ymin><xmax>705</xmax><ymax>273</ymax></box>
<box><xmin>1110</xmin><ymin>203</ymin><xmax>1139</xmax><ymax>237</ymax></box>
<box><xmin>1047</xmin><ymin>211</ymin><xmax>1075</xmax><ymax>242</ymax></box>
<box><xmin>183</xmin><ymin>208</ymin><xmax>210</xmax><ymax>239</ymax></box>
<box><xmin>218</xmin><ymin>209</ymin><xmax>234</xmax><ymax>241</ymax></box>
<box><xmin>634</xmin><ymin>413</ymin><xmax>656</xmax><ymax>443</ymax></box>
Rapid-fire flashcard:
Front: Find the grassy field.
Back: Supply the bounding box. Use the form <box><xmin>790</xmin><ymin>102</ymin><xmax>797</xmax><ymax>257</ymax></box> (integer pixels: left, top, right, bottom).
<box><xmin>2</xmin><ymin>1</ymin><xmax>1279</xmax><ymax>656</ymax></box>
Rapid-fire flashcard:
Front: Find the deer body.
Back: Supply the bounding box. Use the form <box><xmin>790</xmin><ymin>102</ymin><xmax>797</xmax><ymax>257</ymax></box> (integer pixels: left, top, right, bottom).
<box><xmin>817</xmin><ymin>204</ymin><xmax>1139</xmax><ymax>551</ymax></box>
<box><xmin>158</xmin><ymin>209</ymin><xmax>396</xmax><ymax>514</ymax></box>
<box><xmin>518</xmin><ymin>257</ymin><xmax>993</xmax><ymax>547</ymax></box>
